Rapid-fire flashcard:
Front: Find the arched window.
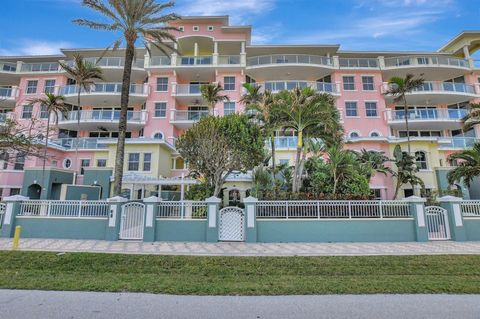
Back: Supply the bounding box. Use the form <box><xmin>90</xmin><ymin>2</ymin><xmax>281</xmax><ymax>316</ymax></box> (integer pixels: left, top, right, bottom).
<box><xmin>415</xmin><ymin>151</ymin><xmax>427</xmax><ymax>170</ymax></box>
<box><xmin>349</xmin><ymin>131</ymin><xmax>360</xmax><ymax>138</ymax></box>
<box><xmin>153</xmin><ymin>132</ymin><xmax>164</xmax><ymax>140</ymax></box>
<box><xmin>63</xmin><ymin>158</ymin><xmax>72</xmax><ymax>169</ymax></box>
<box><xmin>369</xmin><ymin>131</ymin><xmax>381</xmax><ymax>137</ymax></box>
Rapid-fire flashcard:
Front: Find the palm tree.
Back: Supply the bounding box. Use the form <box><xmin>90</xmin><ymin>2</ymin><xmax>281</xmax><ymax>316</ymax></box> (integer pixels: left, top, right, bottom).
<box><xmin>447</xmin><ymin>143</ymin><xmax>480</xmax><ymax>188</ymax></box>
<box><xmin>356</xmin><ymin>149</ymin><xmax>392</xmax><ymax>181</ymax></box>
<box><xmin>59</xmin><ymin>54</ymin><xmax>103</xmax><ymax>181</ymax></box>
<box><xmin>200</xmin><ymin>83</ymin><xmax>230</xmax><ymax>113</ymax></box>
<box><xmin>241</xmin><ymin>84</ymin><xmax>279</xmax><ymax>181</ymax></box>
<box><xmin>384</xmin><ymin>74</ymin><xmax>425</xmax><ymax>154</ymax></box>
<box><xmin>28</xmin><ymin>94</ymin><xmax>68</xmax><ymax>182</ymax></box>
<box><xmin>74</xmin><ymin>0</ymin><xmax>179</xmax><ymax>195</ymax></box>
<box><xmin>325</xmin><ymin>145</ymin><xmax>357</xmax><ymax>195</ymax></box>
<box><xmin>391</xmin><ymin>145</ymin><xmax>425</xmax><ymax>199</ymax></box>
<box><xmin>461</xmin><ymin>102</ymin><xmax>480</xmax><ymax>132</ymax></box>
<box><xmin>274</xmin><ymin>87</ymin><xmax>342</xmax><ymax>192</ymax></box>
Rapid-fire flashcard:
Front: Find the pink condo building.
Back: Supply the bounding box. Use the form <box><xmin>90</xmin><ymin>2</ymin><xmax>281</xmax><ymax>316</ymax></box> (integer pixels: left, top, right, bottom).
<box><xmin>1</xmin><ymin>16</ymin><xmax>480</xmax><ymax>203</ymax></box>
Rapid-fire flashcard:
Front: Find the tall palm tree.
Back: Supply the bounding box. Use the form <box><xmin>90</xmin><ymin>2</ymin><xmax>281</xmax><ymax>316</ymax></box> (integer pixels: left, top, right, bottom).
<box><xmin>274</xmin><ymin>87</ymin><xmax>342</xmax><ymax>192</ymax></box>
<box><xmin>447</xmin><ymin>142</ymin><xmax>480</xmax><ymax>188</ymax></box>
<box><xmin>200</xmin><ymin>83</ymin><xmax>230</xmax><ymax>113</ymax></box>
<box><xmin>461</xmin><ymin>102</ymin><xmax>480</xmax><ymax>132</ymax></box>
<box><xmin>241</xmin><ymin>83</ymin><xmax>279</xmax><ymax>181</ymax></box>
<box><xmin>28</xmin><ymin>94</ymin><xmax>68</xmax><ymax>182</ymax></box>
<box><xmin>384</xmin><ymin>74</ymin><xmax>424</xmax><ymax>154</ymax></box>
<box><xmin>74</xmin><ymin>0</ymin><xmax>179</xmax><ymax>195</ymax></box>
<box><xmin>59</xmin><ymin>54</ymin><xmax>103</xmax><ymax>182</ymax></box>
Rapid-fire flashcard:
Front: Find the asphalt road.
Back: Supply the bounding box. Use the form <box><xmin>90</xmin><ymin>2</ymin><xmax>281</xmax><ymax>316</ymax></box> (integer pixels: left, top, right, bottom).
<box><xmin>1</xmin><ymin>290</ymin><xmax>479</xmax><ymax>319</ymax></box>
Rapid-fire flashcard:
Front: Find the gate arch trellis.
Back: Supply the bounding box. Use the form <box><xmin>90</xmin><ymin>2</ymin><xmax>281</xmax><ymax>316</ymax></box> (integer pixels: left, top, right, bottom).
<box><xmin>218</xmin><ymin>206</ymin><xmax>245</xmax><ymax>242</ymax></box>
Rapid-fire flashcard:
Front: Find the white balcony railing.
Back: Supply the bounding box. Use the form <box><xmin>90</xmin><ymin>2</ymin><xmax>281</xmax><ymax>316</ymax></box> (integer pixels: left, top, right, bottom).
<box><xmin>64</xmin><ymin>57</ymin><xmax>144</xmax><ymax>69</ymax></box>
<box><xmin>177</xmin><ymin>56</ymin><xmax>213</xmax><ymax>65</ymax></box>
<box><xmin>149</xmin><ymin>56</ymin><xmax>171</xmax><ymax>66</ymax></box>
<box><xmin>0</xmin><ymin>87</ymin><xmax>13</xmax><ymax>98</ymax></box>
<box><xmin>49</xmin><ymin>138</ymin><xmax>109</xmax><ymax>150</ymax></box>
<box><xmin>339</xmin><ymin>58</ymin><xmax>379</xmax><ymax>68</ymax></box>
<box><xmin>439</xmin><ymin>137</ymin><xmax>477</xmax><ymax>149</ymax></box>
<box><xmin>259</xmin><ymin>81</ymin><xmax>338</xmax><ymax>94</ymax></box>
<box><xmin>383</xmin><ymin>81</ymin><xmax>477</xmax><ymax>95</ymax></box>
<box><xmin>218</xmin><ymin>55</ymin><xmax>241</xmax><ymax>65</ymax></box>
<box><xmin>247</xmin><ymin>54</ymin><xmax>333</xmax><ymax>67</ymax></box>
<box><xmin>170</xmin><ymin>109</ymin><xmax>212</xmax><ymax>122</ymax></box>
<box><xmin>384</xmin><ymin>55</ymin><xmax>469</xmax><ymax>68</ymax></box>
<box><xmin>386</xmin><ymin>108</ymin><xmax>468</xmax><ymax>122</ymax></box>
<box><xmin>174</xmin><ymin>84</ymin><xmax>202</xmax><ymax>95</ymax></box>
<box><xmin>265</xmin><ymin>136</ymin><xmax>298</xmax><ymax>149</ymax></box>
<box><xmin>20</xmin><ymin>62</ymin><xmax>60</xmax><ymax>73</ymax></box>
<box><xmin>58</xmin><ymin>83</ymin><xmax>148</xmax><ymax>96</ymax></box>
<box><xmin>59</xmin><ymin>110</ymin><xmax>147</xmax><ymax>123</ymax></box>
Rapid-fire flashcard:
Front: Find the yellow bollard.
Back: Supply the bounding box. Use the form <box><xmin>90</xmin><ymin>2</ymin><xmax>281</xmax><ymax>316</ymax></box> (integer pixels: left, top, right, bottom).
<box><xmin>12</xmin><ymin>226</ymin><xmax>21</xmax><ymax>250</ymax></box>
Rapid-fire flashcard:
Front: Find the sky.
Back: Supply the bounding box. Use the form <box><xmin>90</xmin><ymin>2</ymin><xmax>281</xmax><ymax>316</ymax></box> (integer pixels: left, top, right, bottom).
<box><xmin>0</xmin><ymin>0</ymin><xmax>479</xmax><ymax>56</ymax></box>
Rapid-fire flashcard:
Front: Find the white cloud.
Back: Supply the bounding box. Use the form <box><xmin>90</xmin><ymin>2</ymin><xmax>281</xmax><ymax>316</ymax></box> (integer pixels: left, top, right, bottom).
<box><xmin>0</xmin><ymin>40</ymin><xmax>73</xmax><ymax>56</ymax></box>
<box><xmin>176</xmin><ymin>0</ymin><xmax>276</xmax><ymax>24</ymax></box>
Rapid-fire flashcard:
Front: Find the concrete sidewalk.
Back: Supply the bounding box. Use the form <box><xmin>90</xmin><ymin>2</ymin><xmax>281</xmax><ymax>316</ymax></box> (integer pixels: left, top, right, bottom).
<box><xmin>1</xmin><ymin>238</ymin><xmax>480</xmax><ymax>256</ymax></box>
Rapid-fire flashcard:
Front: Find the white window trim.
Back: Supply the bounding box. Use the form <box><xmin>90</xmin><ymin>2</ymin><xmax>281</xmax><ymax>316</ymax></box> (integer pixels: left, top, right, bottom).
<box><xmin>193</xmin><ymin>26</ymin><xmax>200</xmax><ymax>31</ymax></box>
<box><xmin>344</xmin><ymin>100</ymin><xmax>359</xmax><ymax>118</ymax></box>
<box><xmin>63</xmin><ymin>158</ymin><xmax>73</xmax><ymax>169</ymax></box>
<box><xmin>43</xmin><ymin>78</ymin><xmax>57</xmax><ymax>93</ymax></box>
<box><xmin>79</xmin><ymin>158</ymin><xmax>91</xmax><ymax>175</ymax></box>
<box><xmin>25</xmin><ymin>78</ymin><xmax>40</xmax><ymax>95</ymax></box>
<box><xmin>223</xmin><ymin>101</ymin><xmax>236</xmax><ymax>115</ymax></box>
<box><xmin>153</xmin><ymin>101</ymin><xmax>168</xmax><ymax>118</ymax></box>
<box><xmin>155</xmin><ymin>77</ymin><xmax>169</xmax><ymax>92</ymax></box>
<box><xmin>223</xmin><ymin>76</ymin><xmax>237</xmax><ymax>91</ymax></box>
<box><xmin>178</xmin><ymin>26</ymin><xmax>184</xmax><ymax>32</ymax></box>
<box><xmin>369</xmin><ymin>130</ymin><xmax>382</xmax><ymax>137</ymax></box>
<box><xmin>207</xmin><ymin>26</ymin><xmax>214</xmax><ymax>31</ymax></box>
<box><xmin>360</xmin><ymin>75</ymin><xmax>376</xmax><ymax>91</ymax></box>
<box><xmin>96</xmin><ymin>158</ymin><xmax>108</xmax><ymax>167</ymax></box>
<box><xmin>142</xmin><ymin>153</ymin><xmax>152</xmax><ymax>173</ymax></box>
<box><xmin>152</xmin><ymin>131</ymin><xmax>165</xmax><ymax>139</ymax></box>
<box><xmin>364</xmin><ymin>100</ymin><xmax>380</xmax><ymax>118</ymax></box>
<box><xmin>127</xmin><ymin>152</ymin><xmax>141</xmax><ymax>172</ymax></box>
<box><xmin>348</xmin><ymin>130</ymin><xmax>361</xmax><ymax>138</ymax></box>
<box><xmin>342</xmin><ymin>75</ymin><xmax>357</xmax><ymax>91</ymax></box>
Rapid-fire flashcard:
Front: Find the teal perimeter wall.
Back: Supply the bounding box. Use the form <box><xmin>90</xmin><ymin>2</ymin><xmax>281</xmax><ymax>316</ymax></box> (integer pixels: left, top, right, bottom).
<box><xmin>155</xmin><ymin>219</ymin><xmax>207</xmax><ymax>242</ymax></box>
<box><xmin>464</xmin><ymin>218</ymin><xmax>480</xmax><ymax>241</ymax></box>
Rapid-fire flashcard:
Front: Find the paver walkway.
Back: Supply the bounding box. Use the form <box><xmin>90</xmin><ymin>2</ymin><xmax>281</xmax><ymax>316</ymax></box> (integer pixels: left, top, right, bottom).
<box><xmin>1</xmin><ymin>238</ymin><xmax>480</xmax><ymax>256</ymax></box>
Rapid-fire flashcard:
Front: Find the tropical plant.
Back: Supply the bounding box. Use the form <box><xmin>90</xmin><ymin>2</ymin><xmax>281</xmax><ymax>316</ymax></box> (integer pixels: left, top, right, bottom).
<box><xmin>176</xmin><ymin>114</ymin><xmax>265</xmax><ymax>197</ymax></box>
<box><xmin>250</xmin><ymin>165</ymin><xmax>273</xmax><ymax>199</ymax></box>
<box><xmin>355</xmin><ymin>149</ymin><xmax>392</xmax><ymax>181</ymax></box>
<box><xmin>59</xmin><ymin>54</ymin><xmax>103</xmax><ymax>180</ymax></box>
<box><xmin>461</xmin><ymin>102</ymin><xmax>480</xmax><ymax>132</ymax></box>
<box><xmin>185</xmin><ymin>181</ymin><xmax>214</xmax><ymax>201</ymax></box>
<box><xmin>200</xmin><ymin>83</ymin><xmax>230</xmax><ymax>113</ymax></box>
<box><xmin>391</xmin><ymin>144</ymin><xmax>425</xmax><ymax>199</ymax></box>
<box><xmin>27</xmin><ymin>94</ymin><xmax>68</xmax><ymax>176</ymax></box>
<box><xmin>75</xmin><ymin>0</ymin><xmax>179</xmax><ymax>195</ymax></box>
<box><xmin>447</xmin><ymin>142</ymin><xmax>480</xmax><ymax>188</ymax></box>
<box><xmin>384</xmin><ymin>74</ymin><xmax>425</xmax><ymax>154</ymax></box>
<box><xmin>273</xmin><ymin>87</ymin><xmax>342</xmax><ymax>192</ymax></box>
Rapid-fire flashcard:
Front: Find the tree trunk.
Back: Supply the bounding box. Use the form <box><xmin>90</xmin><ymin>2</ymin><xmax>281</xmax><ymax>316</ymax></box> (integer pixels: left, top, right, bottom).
<box><xmin>393</xmin><ymin>178</ymin><xmax>402</xmax><ymax>199</ymax></box>
<box><xmin>292</xmin><ymin>130</ymin><xmax>303</xmax><ymax>193</ymax></box>
<box><xmin>73</xmin><ymin>88</ymin><xmax>81</xmax><ymax>184</ymax></box>
<box><xmin>113</xmin><ymin>39</ymin><xmax>135</xmax><ymax>196</ymax></box>
<box><xmin>270</xmin><ymin>132</ymin><xmax>276</xmax><ymax>195</ymax></box>
<box><xmin>403</xmin><ymin>95</ymin><xmax>411</xmax><ymax>155</ymax></box>
<box><xmin>42</xmin><ymin>113</ymin><xmax>51</xmax><ymax>190</ymax></box>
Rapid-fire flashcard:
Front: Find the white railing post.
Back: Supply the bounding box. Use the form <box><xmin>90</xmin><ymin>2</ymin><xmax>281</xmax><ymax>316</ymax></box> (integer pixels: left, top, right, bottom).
<box><xmin>379</xmin><ymin>201</ymin><xmax>383</xmax><ymax>218</ymax></box>
<box><xmin>47</xmin><ymin>201</ymin><xmax>52</xmax><ymax>217</ymax></box>
<box><xmin>317</xmin><ymin>201</ymin><xmax>320</xmax><ymax>219</ymax></box>
<box><xmin>348</xmin><ymin>202</ymin><xmax>352</xmax><ymax>219</ymax></box>
<box><xmin>285</xmin><ymin>202</ymin><xmax>289</xmax><ymax>219</ymax></box>
<box><xmin>77</xmin><ymin>201</ymin><xmax>82</xmax><ymax>217</ymax></box>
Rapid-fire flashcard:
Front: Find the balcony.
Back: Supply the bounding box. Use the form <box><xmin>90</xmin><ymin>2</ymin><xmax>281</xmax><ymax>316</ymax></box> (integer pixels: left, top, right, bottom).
<box><xmin>57</xmin><ymin>110</ymin><xmax>147</xmax><ymax>131</ymax></box>
<box><xmin>0</xmin><ymin>62</ymin><xmax>20</xmax><ymax>84</ymax></box>
<box><xmin>266</xmin><ymin>136</ymin><xmax>298</xmax><ymax>150</ymax></box>
<box><xmin>246</xmin><ymin>54</ymin><xmax>335</xmax><ymax>81</ymax></box>
<box><xmin>339</xmin><ymin>58</ymin><xmax>379</xmax><ymax>69</ymax></box>
<box><xmin>0</xmin><ymin>87</ymin><xmax>19</xmax><ymax>108</ymax></box>
<box><xmin>58</xmin><ymin>83</ymin><xmax>149</xmax><ymax>106</ymax></box>
<box><xmin>218</xmin><ymin>55</ymin><xmax>241</xmax><ymax>66</ymax></box>
<box><xmin>438</xmin><ymin>137</ymin><xmax>477</xmax><ymax>150</ymax></box>
<box><xmin>19</xmin><ymin>62</ymin><xmax>60</xmax><ymax>73</ymax></box>
<box><xmin>259</xmin><ymin>81</ymin><xmax>340</xmax><ymax>96</ymax></box>
<box><xmin>383</xmin><ymin>81</ymin><xmax>478</xmax><ymax>104</ymax></box>
<box><xmin>382</xmin><ymin>55</ymin><xmax>470</xmax><ymax>80</ymax></box>
<box><xmin>385</xmin><ymin>108</ymin><xmax>468</xmax><ymax>130</ymax></box>
<box><xmin>63</xmin><ymin>57</ymin><xmax>146</xmax><ymax>81</ymax></box>
<box><xmin>172</xmin><ymin>83</ymin><xmax>205</xmax><ymax>104</ymax></box>
<box><xmin>169</xmin><ymin>109</ymin><xmax>212</xmax><ymax>129</ymax></box>
<box><xmin>49</xmin><ymin>138</ymin><xmax>109</xmax><ymax>150</ymax></box>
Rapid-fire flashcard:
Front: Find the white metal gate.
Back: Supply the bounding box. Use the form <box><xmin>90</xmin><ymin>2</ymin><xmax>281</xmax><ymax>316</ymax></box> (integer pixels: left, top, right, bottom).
<box><xmin>219</xmin><ymin>206</ymin><xmax>245</xmax><ymax>242</ymax></box>
<box><xmin>425</xmin><ymin>206</ymin><xmax>451</xmax><ymax>240</ymax></box>
<box><xmin>119</xmin><ymin>202</ymin><xmax>145</xmax><ymax>240</ymax></box>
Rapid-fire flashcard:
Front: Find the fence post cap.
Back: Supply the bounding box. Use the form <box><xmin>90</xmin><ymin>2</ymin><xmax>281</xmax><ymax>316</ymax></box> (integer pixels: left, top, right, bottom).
<box><xmin>243</xmin><ymin>196</ymin><xmax>258</xmax><ymax>203</ymax></box>
<box><xmin>205</xmin><ymin>196</ymin><xmax>221</xmax><ymax>204</ymax></box>
<box><xmin>437</xmin><ymin>195</ymin><xmax>463</xmax><ymax>202</ymax></box>
<box><xmin>402</xmin><ymin>196</ymin><xmax>427</xmax><ymax>203</ymax></box>
<box><xmin>107</xmin><ymin>196</ymin><xmax>128</xmax><ymax>203</ymax></box>
<box><xmin>4</xmin><ymin>195</ymin><xmax>29</xmax><ymax>202</ymax></box>
<box><xmin>143</xmin><ymin>196</ymin><xmax>162</xmax><ymax>203</ymax></box>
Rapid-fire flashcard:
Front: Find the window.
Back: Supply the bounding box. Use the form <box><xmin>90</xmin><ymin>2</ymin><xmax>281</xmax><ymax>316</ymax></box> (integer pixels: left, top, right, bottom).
<box><xmin>371</xmin><ymin>189</ymin><xmax>382</xmax><ymax>200</ymax></box>
<box><xmin>0</xmin><ymin>152</ymin><xmax>9</xmax><ymax>169</ymax></box>
<box><xmin>343</xmin><ymin>76</ymin><xmax>355</xmax><ymax>90</ymax></box>
<box><xmin>9</xmin><ymin>188</ymin><xmax>20</xmax><ymax>196</ymax></box>
<box><xmin>14</xmin><ymin>153</ymin><xmax>25</xmax><ymax>170</ymax></box>
<box><xmin>22</xmin><ymin>105</ymin><xmax>33</xmax><ymax>119</ymax></box>
<box><xmin>279</xmin><ymin>159</ymin><xmax>289</xmax><ymax>165</ymax></box>
<box><xmin>128</xmin><ymin>153</ymin><xmax>140</xmax><ymax>171</ymax></box>
<box><xmin>26</xmin><ymin>80</ymin><xmax>38</xmax><ymax>94</ymax></box>
<box><xmin>156</xmin><ymin>77</ymin><xmax>168</xmax><ymax>92</ymax></box>
<box><xmin>349</xmin><ymin>131</ymin><xmax>360</xmax><ymax>138</ymax></box>
<box><xmin>44</xmin><ymin>79</ymin><xmax>56</xmax><ymax>94</ymax></box>
<box><xmin>370</xmin><ymin>131</ymin><xmax>380</xmax><ymax>137</ymax></box>
<box><xmin>154</xmin><ymin>102</ymin><xmax>167</xmax><ymax>117</ymax></box>
<box><xmin>178</xmin><ymin>26</ymin><xmax>184</xmax><ymax>32</ymax></box>
<box><xmin>415</xmin><ymin>151</ymin><xmax>428</xmax><ymax>170</ymax></box>
<box><xmin>97</xmin><ymin>159</ymin><xmax>107</xmax><ymax>167</ymax></box>
<box><xmin>362</xmin><ymin>76</ymin><xmax>374</xmax><ymax>90</ymax></box>
<box><xmin>153</xmin><ymin>132</ymin><xmax>164</xmax><ymax>139</ymax></box>
<box><xmin>40</xmin><ymin>104</ymin><xmax>49</xmax><ymax>119</ymax></box>
<box><xmin>143</xmin><ymin>153</ymin><xmax>151</xmax><ymax>171</ymax></box>
<box><xmin>193</xmin><ymin>26</ymin><xmax>199</xmax><ymax>31</ymax></box>
<box><xmin>207</xmin><ymin>26</ymin><xmax>214</xmax><ymax>31</ymax></box>
<box><xmin>224</xmin><ymin>76</ymin><xmax>236</xmax><ymax>91</ymax></box>
<box><xmin>80</xmin><ymin>159</ymin><xmax>90</xmax><ymax>175</ymax></box>
<box><xmin>63</xmin><ymin>158</ymin><xmax>72</xmax><ymax>169</ymax></box>
<box><xmin>345</xmin><ymin>102</ymin><xmax>358</xmax><ymax>117</ymax></box>
<box><xmin>365</xmin><ymin>102</ymin><xmax>378</xmax><ymax>117</ymax></box>
<box><xmin>224</xmin><ymin>102</ymin><xmax>235</xmax><ymax>115</ymax></box>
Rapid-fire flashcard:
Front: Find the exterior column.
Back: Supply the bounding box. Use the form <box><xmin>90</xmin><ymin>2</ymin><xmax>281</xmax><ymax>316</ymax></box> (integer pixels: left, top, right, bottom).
<box><xmin>332</xmin><ymin>56</ymin><xmax>339</xmax><ymax>68</ymax></box>
<box><xmin>438</xmin><ymin>196</ymin><xmax>466</xmax><ymax>241</ymax></box>
<box><xmin>0</xmin><ymin>195</ymin><xmax>28</xmax><ymax>238</ymax></box>
<box><xmin>205</xmin><ymin>196</ymin><xmax>221</xmax><ymax>242</ymax></box>
<box><xmin>143</xmin><ymin>196</ymin><xmax>161</xmax><ymax>242</ymax></box>
<box><xmin>105</xmin><ymin>196</ymin><xmax>127</xmax><ymax>241</ymax></box>
<box><xmin>194</xmin><ymin>42</ymin><xmax>199</xmax><ymax>57</ymax></box>
<box><xmin>403</xmin><ymin>196</ymin><xmax>428</xmax><ymax>242</ymax></box>
<box><xmin>240</xmin><ymin>41</ymin><xmax>246</xmax><ymax>66</ymax></box>
<box><xmin>213</xmin><ymin>41</ymin><xmax>219</xmax><ymax>65</ymax></box>
<box><xmin>378</xmin><ymin>56</ymin><xmax>385</xmax><ymax>69</ymax></box>
<box><xmin>243</xmin><ymin>196</ymin><xmax>258</xmax><ymax>243</ymax></box>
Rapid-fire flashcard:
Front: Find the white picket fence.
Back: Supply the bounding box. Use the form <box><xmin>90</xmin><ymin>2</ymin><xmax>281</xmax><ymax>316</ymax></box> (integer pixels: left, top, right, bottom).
<box><xmin>157</xmin><ymin>201</ymin><xmax>208</xmax><ymax>219</ymax></box>
<box><xmin>255</xmin><ymin>200</ymin><xmax>411</xmax><ymax>219</ymax></box>
<box><xmin>18</xmin><ymin>200</ymin><xmax>110</xmax><ymax>217</ymax></box>
<box><xmin>461</xmin><ymin>201</ymin><xmax>480</xmax><ymax>217</ymax></box>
